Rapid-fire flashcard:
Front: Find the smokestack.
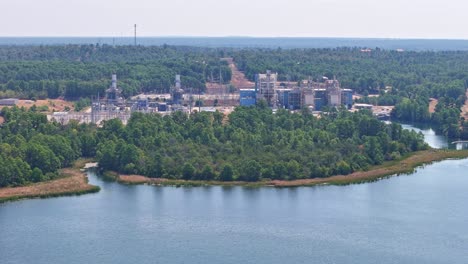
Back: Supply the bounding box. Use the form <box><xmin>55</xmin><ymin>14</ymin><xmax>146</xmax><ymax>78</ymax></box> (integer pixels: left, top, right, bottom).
<box><xmin>112</xmin><ymin>74</ymin><xmax>117</xmax><ymax>89</ymax></box>
<box><xmin>175</xmin><ymin>74</ymin><xmax>181</xmax><ymax>89</ymax></box>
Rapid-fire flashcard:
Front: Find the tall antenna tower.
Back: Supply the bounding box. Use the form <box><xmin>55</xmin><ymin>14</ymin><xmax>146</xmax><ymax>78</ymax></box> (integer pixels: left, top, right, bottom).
<box><xmin>134</xmin><ymin>24</ymin><xmax>137</xmax><ymax>46</ymax></box>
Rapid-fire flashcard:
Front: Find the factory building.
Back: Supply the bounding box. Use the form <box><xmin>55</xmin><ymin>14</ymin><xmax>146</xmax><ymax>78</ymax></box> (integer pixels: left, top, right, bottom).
<box><xmin>171</xmin><ymin>75</ymin><xmax>184</xmax><ymax>105</ymax></box>
<box><xmin>277</xmin><ymin>88</ymin><xmax>302</xmax><ymax>110</ymax></box>
<box><xmin>105</xmin><ymin>74</ymin><xmax>123</xmax><ymax>106</ymax></box>
<box><xmin>241</xmin><ymin>72</ymin><xmax>354</xmax><ymax>111</ymax></box>
<box><xmin>313</xmin><ymin>89</ymin><xmax>327</xmax><ymax>111</ymax></box>
<box><xmin>342</xmin><ymin>89</ymin><xmax>353</xmax><ymax>109</ymax></box>
<box><xmin>326</xmin><ymin>79</ymin><xmax>342</xmax><ymax>107</ymax></box>
<box><xmin>0</xmin><ymin>98</ymin><xmax>18</xmax><ymax>106</ymax></box>
<box><xmin>302</xmin><ymin>88</ymin><xmax>315</xmax><ymax>110</ymax></box>
<box><xmin>255</xmin><ymin>70</ymin><xmax>278</xmax><ymax>107</ymax></box>
<box><xmin>240</xmin><ymin>89</ymin><xmax>257</xmax><ymax>106</ymax></box>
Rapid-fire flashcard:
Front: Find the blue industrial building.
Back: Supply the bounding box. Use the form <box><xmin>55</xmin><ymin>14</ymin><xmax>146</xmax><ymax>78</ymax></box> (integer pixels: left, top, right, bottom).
<box><xmin>342</xmin><ymin>89</ymin><xmax>353</xmax><ymax>109</ymax></box>
<box><xmin>136</xmin><ymin>99</ymin><xmax>148</xmax><ymax>109</ymax></box>
<box><xmin>277</xmin><ymin>89</ymin><xmax>290</xmax><ymax>108</ymax></box>
<box><xmin>314</xmin><ymin>89</ymin><xmax>328</xmax><ymax>111</ymax></box>
<box><xmin>240</xmin><ymin>89</ymin><xmax>257</xmax><ymax>106</ymax></box>
<box><xmin>314</xmin><ymin>97</ymin><xmax>325</xmax><ymax>111</ymax></box>
<box><xmin>277</xmin><ymin>89</ymin><xmax>305</xmax><ymax>110</ymax></box>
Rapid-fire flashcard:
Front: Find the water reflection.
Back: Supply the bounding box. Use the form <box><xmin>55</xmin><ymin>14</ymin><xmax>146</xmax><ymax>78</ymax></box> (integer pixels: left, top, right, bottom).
<box><xmin>2</xmin><ymin>160</ymin><xmax>468</xmax><ymax>264</ymax></box>
<box><xmin>455</xmin><ymin>142</ymin><xmax>468</xmax><ymax>150</ymax></box>
<box><xmin>399</xmin><ymin>123</ymin><xmax>449</xmax><ymax>149</ymax></box>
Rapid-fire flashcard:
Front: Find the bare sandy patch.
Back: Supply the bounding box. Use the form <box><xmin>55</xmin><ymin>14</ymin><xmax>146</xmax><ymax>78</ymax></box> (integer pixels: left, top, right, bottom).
<box><xmin>15</xmin><ymin>99</ymin><xmax>75</xmax><ymax>113</ymax></box>
<box><xmin>429</xmin><ymin>98</ymin><xmax>438</xmax><ymax>114</ymax></box>
<box><xmin>0</xmin><ymin>168</ymin><xmax>99</xmax><ymax>202</ymax></box>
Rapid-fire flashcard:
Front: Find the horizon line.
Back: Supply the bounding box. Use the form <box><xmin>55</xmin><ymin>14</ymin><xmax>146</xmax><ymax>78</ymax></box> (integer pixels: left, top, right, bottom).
<box><xmin>1</xmin><ymin>36</ymin><xmax>468</xmax><ymax>41</ymax></box>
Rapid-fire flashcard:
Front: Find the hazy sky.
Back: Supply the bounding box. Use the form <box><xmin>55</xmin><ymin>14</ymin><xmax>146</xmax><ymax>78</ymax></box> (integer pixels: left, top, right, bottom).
<box><xmin>1</xmin><ymin>0</ymin><xmax>467</xmax><ymax>39</ymax></box>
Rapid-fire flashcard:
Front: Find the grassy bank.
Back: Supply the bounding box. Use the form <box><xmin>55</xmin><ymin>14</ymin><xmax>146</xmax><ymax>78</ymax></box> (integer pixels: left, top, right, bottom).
<box><xmin>0</xmin><ymin>160</ymin><xmax>100</xmax><ymax>203</ymax></box>
<box><xmin>116</xmin><ymin>149</ymin><xmax>468</xmax><ymax>188</ymax></box>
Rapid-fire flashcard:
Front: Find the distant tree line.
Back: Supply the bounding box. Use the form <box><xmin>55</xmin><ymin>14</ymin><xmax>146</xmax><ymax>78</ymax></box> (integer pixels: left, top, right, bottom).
<box><xmin>0</xmin><ymin>45</ymin><xmax>232</xmax><ymax>100</ymax></box>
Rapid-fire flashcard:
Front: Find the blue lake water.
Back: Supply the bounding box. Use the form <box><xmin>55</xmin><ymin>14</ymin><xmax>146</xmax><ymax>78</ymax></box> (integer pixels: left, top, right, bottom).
<box><xmin>400</xmin><ymin>123</ymin><xmax>450</xmax><ymax>149</ymax></box>
<box><xmin>1</xmin><ymin>125</ymin><xmax>467</xmax><ymax>264</ymax></box>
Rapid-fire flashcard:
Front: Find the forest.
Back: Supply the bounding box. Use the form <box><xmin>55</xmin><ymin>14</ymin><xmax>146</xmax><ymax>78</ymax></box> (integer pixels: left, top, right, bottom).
<box><xmin>0</xmin><ymin>105</ymin><xmax>427</xmax><ymax>186</ymax></box>
<box><xmin>0</xmin><ymin>107</ymin><xmax>82</xmax><ymax>186</ymax></box>
<box><xmin>0</xmin><ymin>45</ymin><xmax>232</xmax><ymax>99</ymax></box>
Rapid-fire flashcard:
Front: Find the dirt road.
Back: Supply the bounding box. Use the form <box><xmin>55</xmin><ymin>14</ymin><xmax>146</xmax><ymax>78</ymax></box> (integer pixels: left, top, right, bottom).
<box><xmin>225</xmin><ymin>57</ymin><xmax>255</xmax><ymax>89</ymax></box>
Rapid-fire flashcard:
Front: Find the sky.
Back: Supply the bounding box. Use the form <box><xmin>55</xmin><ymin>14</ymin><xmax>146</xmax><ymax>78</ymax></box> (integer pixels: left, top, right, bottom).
<box><xmin>1</xmin><ymin>0</ymin><xmax>467</xmax><ymax>39</ymax></box>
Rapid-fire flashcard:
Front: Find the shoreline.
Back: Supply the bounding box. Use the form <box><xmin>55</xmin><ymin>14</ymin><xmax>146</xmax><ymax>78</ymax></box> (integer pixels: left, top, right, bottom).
<box><xmin>0</xmin><ymin>160</ymin><xmax>100</xmax><ymax>203</ymax></box>
<box><xmin>116</xmin><ymin>149</ymin><xmax>468</xmax><ymax>187</ymax></box>
<box><xmin>1</xmin><ymin>149</ymin><xmax>467</xmax><ymax>203</ymax></box>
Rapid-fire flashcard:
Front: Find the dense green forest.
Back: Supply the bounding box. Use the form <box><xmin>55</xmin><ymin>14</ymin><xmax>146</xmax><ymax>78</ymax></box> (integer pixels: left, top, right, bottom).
<box><xmin>0</xmin><ymin>105</ymin><xmax>427</xmax><ymax>186</ymax></box>
<box><xmin>0</xmin><ymin>45</ymin><xmax>231</xmax><ymax>99</ymax></box>
<box><xmin>231</xmin><ymin>48</ymin><xmax>468</xmax><ymax>138</ymax></box>
<box><xmin>0</xmin><ymin>107</ymin><xmax>83</xmax><ymax>186</ymax></box>
<box><xmin>95</xmin><ymin>105</ymin><xmax>427</xmax><ymax>181</ymax></box>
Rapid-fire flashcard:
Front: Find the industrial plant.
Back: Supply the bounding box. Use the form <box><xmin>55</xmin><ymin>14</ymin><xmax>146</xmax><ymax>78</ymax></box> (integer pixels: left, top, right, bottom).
<box><xmin>49</xmin><ymin>70</ymin><xmax>358</xmax><ymax>125</ymax></box>
<box><xmin>240</xmin><ymin>71</ymin><xmax>353</xmax><ymax>111</ymax></box>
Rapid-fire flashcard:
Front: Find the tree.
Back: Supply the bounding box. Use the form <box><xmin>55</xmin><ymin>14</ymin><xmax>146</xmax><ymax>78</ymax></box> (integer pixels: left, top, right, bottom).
<box><xmin>200</xmin><ymin>165</ymin><xmax>215</xmax><ymax>180</ymax></box>
<box><xmin>240</xmin><ymin>160</ymin><xmax>262</xmax><ymax>182</ymax></box>
<box><xmin>287</xmin><ymin>160</ymin><xmax>301</xmax><ymax>180</ymax></box>
<box><xmin>219</xmin><ymin>164</ymin><xmax>234</xmax><ymax>181</ymax></box>
<box><xmin>31</xmin><ymin>168</ymin><xmax>44</xmax><ymax>182</ymax></box>
<box><xmin>182</xmin><ymin>163</ymin><xmax>196</xmax><ymax>180</ymax></box>
<box><xmin>25</xmin><ymin>143</ymin><xmax>61</xmax><ymax>174</ymax></box>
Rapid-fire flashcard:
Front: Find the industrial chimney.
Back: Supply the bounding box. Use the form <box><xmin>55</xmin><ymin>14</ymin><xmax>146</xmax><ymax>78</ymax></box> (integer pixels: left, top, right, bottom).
<box><xmin>175</xmin><ymin>74</ymin><xmax>181</xmax><ymax>89</ymax></box>
<box><xmin>112</xmin><ymin>74</ymin><xmax>117</xmax><ymax>90</ymax></box>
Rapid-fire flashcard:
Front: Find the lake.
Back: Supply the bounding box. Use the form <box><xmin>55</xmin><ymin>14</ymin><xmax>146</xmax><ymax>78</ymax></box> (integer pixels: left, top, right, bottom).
<box><xmin>1</xmin><ymin>125</ymin><xmax>467</xmax><ymax>264</ymax></box>
<box><xmin>400</xmin><ymin>123</ymin><xmax>450</xmax><ymax>149</ymax></box>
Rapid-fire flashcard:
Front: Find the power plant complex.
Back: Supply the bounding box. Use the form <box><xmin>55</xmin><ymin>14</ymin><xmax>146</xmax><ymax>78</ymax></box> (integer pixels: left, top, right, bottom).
<box><xmin>49</xmin><ymin>70</ymin><xmax>356</xmax><ymax>125</ymax></box>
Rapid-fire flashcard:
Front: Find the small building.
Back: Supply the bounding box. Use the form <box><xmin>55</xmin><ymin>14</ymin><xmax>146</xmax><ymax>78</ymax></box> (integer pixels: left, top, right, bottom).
<box><xmin>157</xmin><ymin>103</ymin><xmax>168</xmax><ymax>112</ymax></box>
<box><xmin>240</xmin><ymin>89</ymin><xmax>257</xmax><ymax>106</ymax></box>
<box><xmin>354</xmin><ymin>103</ymin><xmax>373</xmax><ymax>110</ymax></box>
<box><xmin>0</xmin><ymin>98</ymin><xmax>19</xmax><ymax>106</ymax></box>
<box><xmin>138</xmin><ymin>99</ymin><xmax>148</xmax><ymax>108</ymax></box>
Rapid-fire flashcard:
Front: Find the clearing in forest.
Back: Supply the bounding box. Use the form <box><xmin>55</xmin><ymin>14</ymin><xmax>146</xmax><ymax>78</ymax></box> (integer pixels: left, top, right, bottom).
<box><xmin>462</xmin><ymin>89</ymin><xmax>468</xmax><ymax>119</ymax></box>
<box><xmin>225</xmin><ymin>57</ymin><xmax>255</xmax><ymax>89</ymax></box>
<box><xmin>429</xmin><ymin>98</ymin><xmax>438</xmax><ymax>114</ymax></box>
<box><xmin>15</xmin><ymin>99</ymin><xmax>75</xmax><ymax>113</ymax></box>
<box><xmin>205</xmin><ymin>58</ymin><xmax>254</xmax><ymax>95</ymax></box>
